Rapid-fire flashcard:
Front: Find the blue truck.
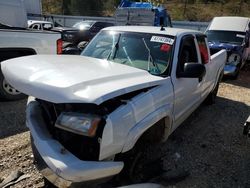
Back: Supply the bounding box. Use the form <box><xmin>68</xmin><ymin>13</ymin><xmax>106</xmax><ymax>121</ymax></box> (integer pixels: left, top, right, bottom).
<box><xmin>115</xmin><ymin>0</ymin><xmax>172</xmax><ymax>27</ymax></box>
<box><xmin>205</xmin><ymin>16</ymin><xmax>250</xmax><ymax>79</ymax></box>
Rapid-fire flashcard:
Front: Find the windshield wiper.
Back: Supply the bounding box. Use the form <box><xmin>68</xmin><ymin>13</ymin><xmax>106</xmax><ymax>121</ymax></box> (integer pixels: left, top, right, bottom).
<box><xmin>142</xmin><ymin>38</ymin><xmax>161</xmax><ymax>74</ymax></box>
<box><xmin>107</xmin><ymin>33</ymin><xmax>121</xmax><ymax>60</ymax></box>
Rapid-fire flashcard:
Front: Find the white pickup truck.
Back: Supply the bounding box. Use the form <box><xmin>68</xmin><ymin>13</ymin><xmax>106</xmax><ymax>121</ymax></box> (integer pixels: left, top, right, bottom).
<box><xmin>0</xmin><ymin>0</ymin><xmax>62</xmax><ymax>100</ymax></box>
<box><xmin>2</xmin><ymin>26</ymin><xmax>226</xmax><ymax>187</ymax></box>
<box><xmin>0</xmin><ymin>27</ymin><xmax>62</xmax><ymax>100</ymax></box>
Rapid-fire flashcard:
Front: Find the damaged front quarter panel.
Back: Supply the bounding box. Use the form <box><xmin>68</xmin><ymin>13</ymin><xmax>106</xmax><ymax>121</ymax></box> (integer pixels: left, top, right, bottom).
<box><xmin>99</xmin><ymin>78</ymin><xmax>174</xmax><ymax>160</ymax></box>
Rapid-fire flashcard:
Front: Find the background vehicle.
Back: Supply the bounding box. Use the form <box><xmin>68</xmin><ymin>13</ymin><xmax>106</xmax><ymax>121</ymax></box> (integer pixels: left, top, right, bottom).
<box><xmin>0</xmin><ymin>0</ymin><xmax>62</xmax><ymax>100</ymax></box>
<box><xmin>2</xmin><ymin>26</ymin><xmax>226</xmax><ymax>187</ymax></box>
<box><xmin>28</xmin><ymin>20</ymin><xmax>54</xmax><ymax>30</ymax></box>
<box><xmin>205</xmin><ymin>16</ymin><xmax>250</xmax><ymax>78</ymax></box>
<box><xmin>115</xmin><ymin>0</ymin><xmax>172</xmax><ymax>27</ymax></box>
<box><xmin>58</xmin><ymin>20</ymin><xmax>114</xmax><ymax>48</ymax></box>
<box><xmin>53</xmin><ymin>20</ymin><xmax>114</xmax><ymax>55</ymax></box>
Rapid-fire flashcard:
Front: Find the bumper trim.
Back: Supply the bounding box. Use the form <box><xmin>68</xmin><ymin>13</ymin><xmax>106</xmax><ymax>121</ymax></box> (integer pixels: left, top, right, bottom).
<box><xmin>41</xmin><ymin>168</ymin><xmax>72</xmax><ymax>187</ymax></box>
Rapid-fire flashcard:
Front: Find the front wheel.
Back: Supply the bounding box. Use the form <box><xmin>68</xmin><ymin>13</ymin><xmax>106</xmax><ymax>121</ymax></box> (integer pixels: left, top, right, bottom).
<box><xmin>112</xmin><ymin>121</ymin><xmax>166</xmax><ymax>186</ymax></box>
<box><xmin>0</xmin><ymin>68</ymin><xmax>26</xmax><ymax>101</ymax></box>
<box><xmin>114</xmin><ymin>144</ymin><xmax>163</xmax><ymax>185</ymax></box>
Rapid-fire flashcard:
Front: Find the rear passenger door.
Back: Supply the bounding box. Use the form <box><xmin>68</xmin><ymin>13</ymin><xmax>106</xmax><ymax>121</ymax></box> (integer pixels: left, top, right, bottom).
<box><xmin>172</xmin><ymin>35</ymin><xmax>204</xmax><ymax>130</ymax></box>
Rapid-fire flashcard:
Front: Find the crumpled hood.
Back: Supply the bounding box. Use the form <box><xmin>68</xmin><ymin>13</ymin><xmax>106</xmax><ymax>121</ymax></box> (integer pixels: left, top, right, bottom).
<box><xmin>2</xmin><ymin>55</ymin><xmax>165</xmax><ymax>104</ymax></box>
<box><xmin>208</xmin><ymin>41</ymin><xmax>243</xmax><ymax>52</ymax></box>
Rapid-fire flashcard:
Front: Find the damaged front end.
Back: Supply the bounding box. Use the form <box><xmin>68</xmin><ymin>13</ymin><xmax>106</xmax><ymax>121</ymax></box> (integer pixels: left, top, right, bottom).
<box><xmin>27</xmin><ymin>98</ymin><xmax>125</xmax><ymax>187</ymax></box>
<box><xmin>27</xmin><ymin>87</ymin><xmax>153</xmax><ymax>186</ymax></box>
<box><xmin>224</xmin><ymin>51</ymin><xmax>242</xmax><ymax>76</ymax></box>
<box><xmin>1</xmin><ymin>40</ymin><xmax>170</xmax><ymax>186</ymax></box>
<box><xmin>208</xmin><ymin>41</ymin><xmax>244</xmax><ymax>77</ymax></box>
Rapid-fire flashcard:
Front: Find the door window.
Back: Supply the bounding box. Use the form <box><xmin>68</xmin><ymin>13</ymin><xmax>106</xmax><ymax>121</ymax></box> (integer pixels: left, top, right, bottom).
<box><xmin>196</xmin><ymin>35</ymin><xmax>209</xmax><ymax>64</ymax></box>
<box><xmin>177</xmin><ymin>35</ymin><xmax>198</xmax><ymax>73</ymax></box>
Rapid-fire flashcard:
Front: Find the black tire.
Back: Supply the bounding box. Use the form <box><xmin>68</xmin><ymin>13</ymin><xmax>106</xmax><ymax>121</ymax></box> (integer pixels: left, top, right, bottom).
<box><xmin>117</xmin><ymin>142</ymin><xmax>163</xmax><ymax>185</ymax></box>
<box><xmin>205</xmin><ymin>80</ymin><xmax>219</xmax><ymax>105</ymax></box>
<box><xmin>0</xmin><ymin>66</ymin><xmax>26</xmax><ymax>101</ymax></box>
<box><xmin>114</xmin><ymin>121</ymin><xmax>165</xmax><ymax>185</ymax></box>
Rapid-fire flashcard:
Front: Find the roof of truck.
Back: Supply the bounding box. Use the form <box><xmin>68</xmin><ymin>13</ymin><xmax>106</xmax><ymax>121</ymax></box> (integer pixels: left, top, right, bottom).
<box><xmin>208</xmin><ymin>16</ymin><xmax>250</xmax><ymax>32</ymax></box>
<box><xmin>102</xmin><ymin>26</ymin><xmax>201</xmax><ymax>36</ymax></box>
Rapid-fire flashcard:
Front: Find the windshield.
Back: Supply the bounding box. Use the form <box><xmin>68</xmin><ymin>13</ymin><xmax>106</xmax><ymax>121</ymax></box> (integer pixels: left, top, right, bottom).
<box><xmin>206</xmin><ymin>30</ymin><xmax>245</xmax><ymax>45</ymax></box>
<box><xmin>73</xmin><ymin>21</ymin><xmax>95</xmax><ymax>30</ymax></box>
<box><xmin>81</xmin><ymin>30</ymin><xmax>174</xmax><ymax>76</ymax></box>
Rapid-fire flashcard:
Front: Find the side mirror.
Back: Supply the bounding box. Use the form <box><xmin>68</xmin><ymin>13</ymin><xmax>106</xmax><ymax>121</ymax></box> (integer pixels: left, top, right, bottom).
<box><xmin>178</xmin><ymin>63</ymin><xmax>206</xmax><ymax>78</ymax></box>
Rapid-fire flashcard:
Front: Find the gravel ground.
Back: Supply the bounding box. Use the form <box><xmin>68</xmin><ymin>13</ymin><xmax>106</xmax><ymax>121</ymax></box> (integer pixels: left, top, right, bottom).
<box><xmin>0</xmin><ymin>69</ymin><xmax>249</xmax><ymax>188</ymax></box>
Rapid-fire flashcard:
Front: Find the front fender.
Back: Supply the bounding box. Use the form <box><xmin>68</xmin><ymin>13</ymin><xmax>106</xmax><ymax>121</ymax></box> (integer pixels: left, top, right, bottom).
<box><xmin>121</xmin><ymin>104</ymin><xmax>173</xmax><ymax>153</ymax></box>
<box><xmin>99</xmin><ymin>80</ymin><xmax>174</xmax><ymax>160</ymax></box>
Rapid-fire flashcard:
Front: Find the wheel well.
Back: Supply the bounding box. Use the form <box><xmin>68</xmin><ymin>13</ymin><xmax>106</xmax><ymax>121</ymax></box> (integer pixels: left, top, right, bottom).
<box><xmin>0</xmin><ymin>48</ymin><xmax>36</xmax><ymax>62</ymax></box>
<box><xmin>136</xmin><ymin>117</ymin><xmax>171</xmax><ymax>145</ymax></box>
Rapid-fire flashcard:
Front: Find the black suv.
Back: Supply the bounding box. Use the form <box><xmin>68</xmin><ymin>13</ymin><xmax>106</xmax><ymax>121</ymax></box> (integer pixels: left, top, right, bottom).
<box><xmin>59</xmin><ymin>20</ymin><xmax>114</xmax><ymax>47</ymax></box>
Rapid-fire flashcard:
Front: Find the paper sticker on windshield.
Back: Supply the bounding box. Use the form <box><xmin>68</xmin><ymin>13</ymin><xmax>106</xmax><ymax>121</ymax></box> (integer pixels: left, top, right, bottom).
<box><xmin>150</xmin><ymin>36</ymin><xmax>174</xmax><ymax>45</ymax></box>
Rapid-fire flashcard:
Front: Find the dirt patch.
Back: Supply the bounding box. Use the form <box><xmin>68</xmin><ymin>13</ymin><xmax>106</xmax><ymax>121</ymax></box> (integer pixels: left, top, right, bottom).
<box><xmin>0</xmin><ymin>69</ymin><xmax>249</xmax><ymax>187</ymax></box>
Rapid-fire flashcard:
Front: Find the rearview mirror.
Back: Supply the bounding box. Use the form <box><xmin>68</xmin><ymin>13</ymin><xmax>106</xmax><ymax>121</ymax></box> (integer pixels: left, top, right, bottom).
<box><xmin>178</xmin><ymin>63</ymin><xmax>206</xmax><ymax>78</ymax></box>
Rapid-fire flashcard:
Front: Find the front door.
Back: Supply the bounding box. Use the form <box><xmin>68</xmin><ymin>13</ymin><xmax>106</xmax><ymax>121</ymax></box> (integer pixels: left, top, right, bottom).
<box><xmin>171</xmin><ymin>35</ymin><xmax>203</xmax><ymax>131</ymax></box>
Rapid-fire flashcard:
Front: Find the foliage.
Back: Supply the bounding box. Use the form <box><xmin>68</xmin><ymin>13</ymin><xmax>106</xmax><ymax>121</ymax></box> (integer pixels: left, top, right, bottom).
<box><xmin>42</xmin><ymin>0</ymin><xmax>250</xmax><ymax>21</ymax></box>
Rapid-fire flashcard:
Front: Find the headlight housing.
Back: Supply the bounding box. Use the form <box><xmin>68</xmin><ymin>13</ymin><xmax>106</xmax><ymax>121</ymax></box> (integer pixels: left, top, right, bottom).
<box><xmin>55</xmin><ymin>112</ymin><xmax>101</xmax><ymax>137</ymax></box>
<box><xmin>227</xmin><ymin>53</ymin><xmax>241</xmax><ymax>66</ymax></box>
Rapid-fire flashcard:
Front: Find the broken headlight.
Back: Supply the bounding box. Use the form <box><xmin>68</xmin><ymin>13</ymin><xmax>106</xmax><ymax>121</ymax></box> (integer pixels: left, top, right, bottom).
<box><xmin>55</xmin><ymin>112</ymin><xmax>101</xmax><ymax>137</ymax></box>
<box><xmin>227</xmin><ymin>53</ymin><xmax>241</xmax><ymax>66</ymax></box>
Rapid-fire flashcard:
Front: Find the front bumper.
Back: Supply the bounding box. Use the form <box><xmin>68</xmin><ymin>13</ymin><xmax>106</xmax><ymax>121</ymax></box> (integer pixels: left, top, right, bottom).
<box><xmin>27</xmin><ymin>101</ymin><xmax>124</xmax><ymax>186</ymax></box>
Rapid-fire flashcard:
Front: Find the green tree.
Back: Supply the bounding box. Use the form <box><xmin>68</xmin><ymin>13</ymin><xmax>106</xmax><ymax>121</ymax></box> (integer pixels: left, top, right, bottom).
<box><xmin>67</xmin><ymin>0</ymin><xmax>103</xmax><ymax>16</ymax></box>
<box><xmin>62</xmin><ymin>0</ymin><xmax>71</xmax><ymax>15</ymax></box>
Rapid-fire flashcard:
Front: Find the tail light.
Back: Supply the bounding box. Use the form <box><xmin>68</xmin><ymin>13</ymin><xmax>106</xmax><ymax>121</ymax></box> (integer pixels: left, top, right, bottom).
<box><xmin>57</xmin><ymin>39</ymin><xmax>63</xmax><ymax>54</ymax></box>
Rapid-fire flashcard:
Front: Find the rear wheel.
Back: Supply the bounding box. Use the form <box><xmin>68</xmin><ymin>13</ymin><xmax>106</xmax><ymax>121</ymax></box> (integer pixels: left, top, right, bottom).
<box><xmin>0</xmin><ymin>50</ymin><xmax>34</xmax><ymax>101</ymax></box>
<box><xmin>205</xmin><ymin>80</ymin><xmax>219</xmax><ymax>105</ymax></box>
<box><xmin>0</xmin><ymin>68</ymin><xmax>26</xmax><ymax>101</ymax></box>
